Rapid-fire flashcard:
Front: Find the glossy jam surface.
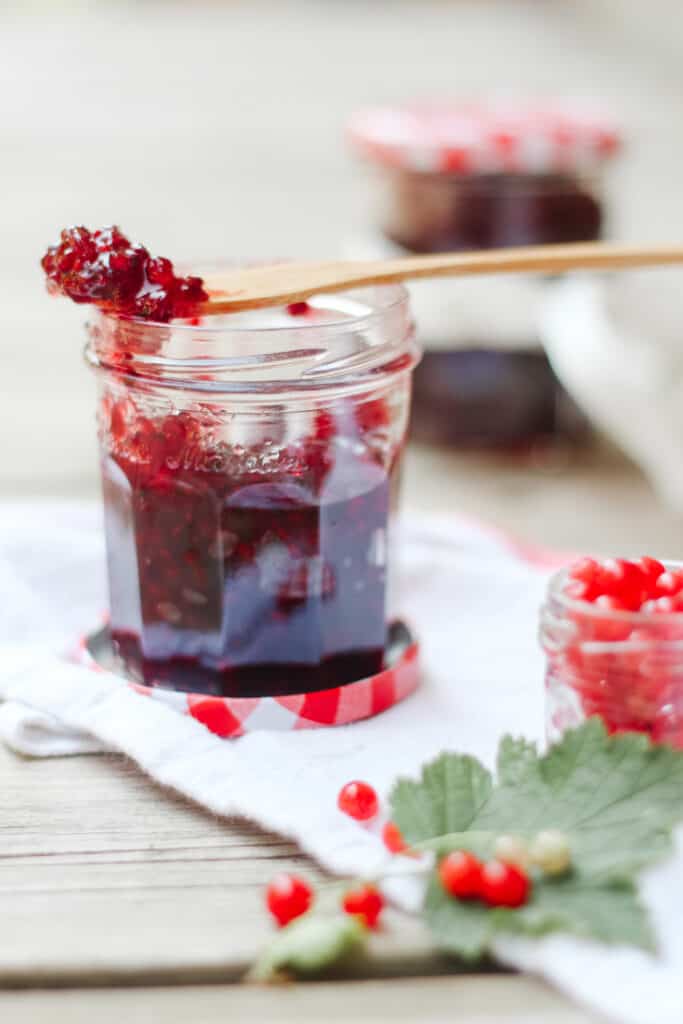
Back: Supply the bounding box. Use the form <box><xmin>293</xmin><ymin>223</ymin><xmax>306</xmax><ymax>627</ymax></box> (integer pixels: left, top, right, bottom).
<box><xmin>385</xmin><ymin>172</ymin><xmax>602</xmax><ymax>254</ymax></box>
<box><xmin>411</xmin><ymin>349</ymin><xmax>587</xmax><ymax>449</ymax></box>
<box><xmin>42</xmin><ymin>225</ymin><xmax>207</xmax><ymax>322</ymax></box>
<box><xmin>544</xmin><ymin>558</ymin><xmax>683</xmax><ymax>747</ymax></box>
<box><xmin>383</xmin><ymin>172</ymin><xmax>601</xmax><ymax>450</ymax></box>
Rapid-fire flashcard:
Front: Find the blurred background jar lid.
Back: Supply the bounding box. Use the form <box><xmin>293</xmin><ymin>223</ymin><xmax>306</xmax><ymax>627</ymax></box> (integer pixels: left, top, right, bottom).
<box><xmin>347</xmin><ymin>100</ymin><xmax>622</xmax><ymax>175</ymax></box>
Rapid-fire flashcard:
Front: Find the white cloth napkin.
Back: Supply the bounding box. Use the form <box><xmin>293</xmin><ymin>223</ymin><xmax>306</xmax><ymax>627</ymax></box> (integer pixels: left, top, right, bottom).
<box><xmin>540</xmin><ymin>271</ymin><xmax>683</xmax><ymax>513</ymax></box>
<box><xmin>1</xmin><ymin>500</ymin><xmax>683</xmax><ymax>1024</ymax></box>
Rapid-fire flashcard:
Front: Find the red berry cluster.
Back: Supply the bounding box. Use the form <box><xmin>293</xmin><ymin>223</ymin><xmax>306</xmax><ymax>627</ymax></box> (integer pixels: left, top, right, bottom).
<box><xmin>565</xmin><ymin>556</ymin><xmax>681</xmax><ymax>613</ymax></box>
<box><xmin>265</xmin><ymin>874</ymin><xmax>384</xmax><ymax>930</ymax></box>
<box><xmin>41</xmin><ymin>225</ymin><xmax>208</xmax><ymax>322</ymax></box>
<box><xmin>550</xmin><ymin>556</ymin><xmax>683</xmax><ymax>744</ymax></box>
<box><xmin>439</xmin><ymin>851</ymin><xmax>531</xmax><ymax>909</ymax></box>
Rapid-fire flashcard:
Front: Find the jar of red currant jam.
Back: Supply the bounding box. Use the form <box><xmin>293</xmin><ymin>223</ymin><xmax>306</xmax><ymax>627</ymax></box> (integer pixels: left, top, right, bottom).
<box><xmin>347</xmin><ymin>102</ymin><xmax>622</xmax><ymax>449</ymax></box>
<box><xmin>86</xmin><ymin>288</ymin><xmax>419</xmax><ymax>699</ymax></box>
<box><xmin>541</xmin><ymin>557</ymin><xmax>683</xmax><ymax>748</ymax></box>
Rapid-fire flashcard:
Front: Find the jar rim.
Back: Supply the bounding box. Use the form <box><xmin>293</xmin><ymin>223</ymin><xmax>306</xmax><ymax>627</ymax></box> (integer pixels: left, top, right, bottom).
<box><xmin>85</xmin><ymin>282</ymin><xmax>419</xmax><ymax>395</ymax></box>
<box><xmin>93</xmin><ymin>281</ymin><xmax>410</xmax><ymax>335</ymax></box>
<box><xmin>348</xmin><ymin>100</ymin><xmax>622</xmax><ymax>176</ymax></box>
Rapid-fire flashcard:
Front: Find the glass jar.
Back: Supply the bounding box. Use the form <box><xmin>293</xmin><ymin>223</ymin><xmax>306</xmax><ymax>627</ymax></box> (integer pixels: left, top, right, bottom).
<box><xmin>541</xmin><ymin>566</ymin><xmax>683</xmax><ymax>748</ymax></box>
<box><xmin>85</xmin><ymin>287</ymin><xmax>419</xmax><ymax>699</ymax></box>
<box><xmin>348</xmin><ymin>102</ymin><xmax>622</xmax><ymax>449</ymax></box>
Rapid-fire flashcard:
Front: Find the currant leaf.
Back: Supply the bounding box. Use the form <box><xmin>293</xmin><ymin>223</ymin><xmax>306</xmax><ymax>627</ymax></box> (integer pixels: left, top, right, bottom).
<box><xmin>424</xmin><ymin>872</ymin><xmax>655</xmax><ymax>961</ymax></box>
<box><xmin>390</xmin><ymin>719</ymin><xmax>683</xmax><ymax>959</ymax></box>
<box><xmin>393</xmin><ymin>719</ymin><xmax>683</xmax><ymax>881</ymax></box>
<box><xmin>390</xmin><ymin>752</ymin><xmax>492</xmax><ymax>840</ymax></box>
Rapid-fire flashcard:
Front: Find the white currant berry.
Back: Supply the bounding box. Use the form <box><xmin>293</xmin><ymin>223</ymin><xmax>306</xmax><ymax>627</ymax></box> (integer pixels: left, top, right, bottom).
<box><xmin>529</xmin><ymin>829</ymin><xmax>572</xmax><ymax>876</ymax></box>
<box><xmin>493</xmin><ymin>834</ymin><xmax>530</xmax><ymax>869</ymax></box>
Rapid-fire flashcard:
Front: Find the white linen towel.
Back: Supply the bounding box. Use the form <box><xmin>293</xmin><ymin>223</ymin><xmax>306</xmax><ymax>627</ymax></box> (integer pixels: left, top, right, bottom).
<box><xmin>1</xmin><ymin>500</ymin><xmax>683</xmax><ymax>1024</ymax></box>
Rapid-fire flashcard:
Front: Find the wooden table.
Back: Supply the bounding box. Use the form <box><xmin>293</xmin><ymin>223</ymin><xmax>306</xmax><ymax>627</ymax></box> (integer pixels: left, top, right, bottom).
<box><xmin>3</xmin><ymin>446</ymin><xmax>678</xmax><ymax>1023</ymax></box>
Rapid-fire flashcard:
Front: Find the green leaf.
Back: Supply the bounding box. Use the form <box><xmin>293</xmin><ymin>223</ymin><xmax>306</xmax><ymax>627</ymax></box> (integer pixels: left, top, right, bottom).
<box><xmin>390</xmin><ymin>719</ymin><xmax>683</xmax><ymax>959</ymax></box>
<box><xmin>423</xmin><ymin>876</ymin><xmax>497</xmax><ymax>960</ymax></box>
<box><xmin>393</xmin><ymin>719</ymin><xmax>683</xmax><ymax>881</ymax></box>
<box><xmin>249</xmin><ymin>914</ymin><xmax>366</xmax><ymax>982</ymax></box>
<box><xmin>424</xmin><ymin>872</ymin><xmax>655</xmax><ymax>960</ymax></box>
<box><xmin>391</xmin><ymin>752</ymin><xmax>492</xmax><ymax>840</ymax></box>
<box><xmin>513</xmin><ymin>875</ymin><xmax>655</xmax><ymax>951</ymax></box>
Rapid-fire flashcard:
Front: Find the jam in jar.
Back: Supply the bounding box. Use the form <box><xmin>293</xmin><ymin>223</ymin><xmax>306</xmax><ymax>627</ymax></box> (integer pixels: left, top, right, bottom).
<box><xmin>86</xmin><ymin>289</ymin><xmax>418</xmax><ymax>698</ymax></box>
<box><xmin>348</xmin><ymin>101</ymin><xmax>621</xmax><ymax>449</ymax></box>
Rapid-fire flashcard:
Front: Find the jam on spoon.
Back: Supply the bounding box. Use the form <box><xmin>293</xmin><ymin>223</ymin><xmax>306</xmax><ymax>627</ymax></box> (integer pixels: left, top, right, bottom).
<box><xmin>41</xmin><ymin>225</ymin><xmax>208</xmax><ymax>322</ymax></box>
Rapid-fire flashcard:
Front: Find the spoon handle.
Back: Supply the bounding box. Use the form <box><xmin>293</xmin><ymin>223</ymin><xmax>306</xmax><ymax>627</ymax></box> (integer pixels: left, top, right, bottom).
<box><xmin>202</xmin><ymin>242</ymin><xmax>683</xmax><ymax>315</ymax></box>
<box><xmin>354</xmin><ymin>242</ymin><xmax>683</xmax><ymax>287</ymax></box>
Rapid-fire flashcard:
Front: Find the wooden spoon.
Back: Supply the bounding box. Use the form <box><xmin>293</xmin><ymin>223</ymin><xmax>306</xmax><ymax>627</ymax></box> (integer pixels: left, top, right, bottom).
<box><xmin>200</xmin><ymin>242</ymin><xmax>683</xmax><ymax>316</ymax></box>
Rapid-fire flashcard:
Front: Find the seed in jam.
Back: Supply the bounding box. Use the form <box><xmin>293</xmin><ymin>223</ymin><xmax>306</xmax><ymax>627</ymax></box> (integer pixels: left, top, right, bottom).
<box><xmin>41</xmin><ymin>225</ymin><xmax>208</xmax><ymax>322</ymax></box>
<box><xmin>287</xmin><ymin>301</ymin><xmax>311</xmax><ymax>316</ymax></box>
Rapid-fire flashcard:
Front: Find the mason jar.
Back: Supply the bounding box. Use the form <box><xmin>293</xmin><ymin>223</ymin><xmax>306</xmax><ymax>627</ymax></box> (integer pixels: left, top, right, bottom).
<box><xmin>347</xmin><ymin>101</ymin><xmax>622</xmax><ymax>449</ymax></box>
<box><xmin>85</xmin><ymin>288</ymin><xmax>419</xmax><ymax>699</ymax></box>
<box><xmin>541</xmin><ymin>565</ymin><xmax>683</xmax><ymax>748</ymax></box>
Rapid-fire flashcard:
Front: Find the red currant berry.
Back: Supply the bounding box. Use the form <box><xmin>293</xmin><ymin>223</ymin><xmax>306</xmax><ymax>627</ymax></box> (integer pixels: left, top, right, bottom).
<box><xmin>655</xmin><ymin>571</ymin><xmax>683</xmax><ymax>598</ymax></box>
<box><xmin>438</xmin><ymin>850</ymin><xmax>484</xmax><ymax>900</ymax></box>
<box><xmin>480</xmin><ymin>860</ymin><xmax>531</xmax><ymax>908</ymax></box>
<box><xmin>382</xmin><ymin>821</ymin><xmax>408</xmax><ymax>854</ymax></box>
<box><xmin>313</xmin><ymin>409</ymin><xmax>336</xmax><ymax>442</ymax></box>
<box><xmin>265</xmin><ymin>873</ymin><xmax>313</xmax><ymax>927</ymax></box>
<box><xmin>146</xmin><ymin>256</ymin><xmax>174</xmax><ymax>286</ymax></box>
<box><xmin>600</xmin><ymin>559</ymin><xmax>646</xmax><ymax>607</ymax></box>
<box><xmin>355</xmin><ymin>397</ymin><xmax>391</xmax><ymax>433</ymax></box>
<box><xmin>568</xmin><ymin>557</ymin><xmax>600</xmax><ymax>584</ymax></box>
<box><xmin>342</xmin><ymin>884</ymin><xmax>384</xmax><ymax>929</ymax></box>
<box><xmin>337</xmin><ymin>781</ymin><xmax>379</xmax><ymax>821</ymax></box>
<box><xmin>634</xmin><ymin>556</ymin><xmax>665</xmax><ymax>585</ymax></box>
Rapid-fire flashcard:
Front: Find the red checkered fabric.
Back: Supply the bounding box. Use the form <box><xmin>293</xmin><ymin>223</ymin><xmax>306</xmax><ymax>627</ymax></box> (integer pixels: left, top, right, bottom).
<box><xmin>348</xmin><ymin>100</ymin><xmax>621</xmax><ymax>175</ymax></box>
<box><xmin>75</xmin><ymin>633</ymin><xmax>421</xmax><ymax>738</ymax></box>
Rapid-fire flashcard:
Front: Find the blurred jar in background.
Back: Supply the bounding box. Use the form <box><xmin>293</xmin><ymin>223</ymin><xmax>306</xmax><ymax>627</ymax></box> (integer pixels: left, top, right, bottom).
<box><xmin>347</xmin><ymin>101</ymin><xmax>622</xmax><ymax>452</ymax></box>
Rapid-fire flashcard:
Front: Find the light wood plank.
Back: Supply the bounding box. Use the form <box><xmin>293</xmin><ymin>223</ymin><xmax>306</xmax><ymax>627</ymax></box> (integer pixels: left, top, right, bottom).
<box><xmin>0</xmin><ymin>745</ymin><xmax>440</xmax><ymax>986</ymax></box>
<box><xmin>0</xmin><ymin>977</ymin><xmax>604</xmax><ymax>1024</ymax></box>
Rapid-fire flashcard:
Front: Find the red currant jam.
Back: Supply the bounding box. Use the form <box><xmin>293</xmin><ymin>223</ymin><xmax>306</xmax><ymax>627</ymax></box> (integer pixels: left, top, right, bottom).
<box><xmin>102</xmin><ymin>402</ymin><xmax>398</xmax><ymax>697</ymax></box>
<box><xmin>410</xmin><ymin>349</ymin><xmax>587</xmax><ymax>449</ymax></box>
<box><xmin>385</xmin><ymin>173</ymin><xmax>602</xmax><ymax>256</ymax></box>
<box><xmin>396</xmin><ymin>174</ymin><xmax>601</xmax><ymax>449</ymax></box>
<box><xmin>41</xmin><ymin>225</ymin><xmax>207</xmax><ymax>322</ymax></box>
